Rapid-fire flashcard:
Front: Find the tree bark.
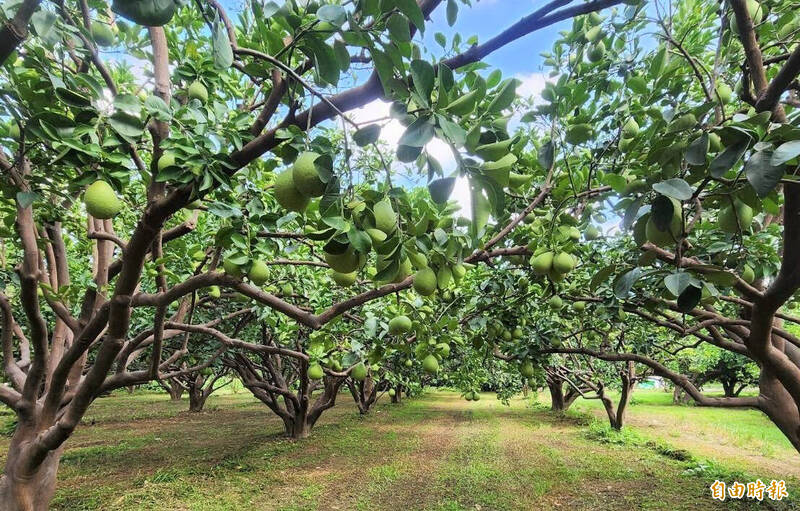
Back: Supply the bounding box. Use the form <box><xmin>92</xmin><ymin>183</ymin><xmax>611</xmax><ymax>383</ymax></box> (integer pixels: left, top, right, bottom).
<box><xmin>188</xmin><ymin>386</ymin><xmax>208</xmax><ymax>412</ymax></box>
<box><xmin>162</xmin><ymin>378</ymin><xmax>184</xmax><ymax>401</ymax></box>
<box><xmin>0</xmin><ymin>427</ymin><xmax>63</xmax><ymax>511</ymax></box>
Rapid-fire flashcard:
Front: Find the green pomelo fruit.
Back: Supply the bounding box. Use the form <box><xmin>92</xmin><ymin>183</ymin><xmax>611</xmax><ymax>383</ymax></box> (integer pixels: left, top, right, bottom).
<box><xmin>331</xmin><ymin>270</ymin><xmax>357</xmax><ymax>287</ymax></box>
<box><xmin>351</xmin><ymin>362</ymin><xmax>367</xmax><ymax>381</ymax></box>
<box><xmin>531</xmin><ymin>251</ymin><xmax>554</xmax><ymax>275</ymax></box>
<box><xmin>552</xmin><ymin>252</ymin><xmax>575</xmax><ymax>274</ymax></box>
<box><xmin>307</xmin><ymin>363</ymin><xmax>324</xmax><ymax>380</ymax></box>
<box><xmin>388</xmin><ymin>315</ymin><xmax>412</xmax><ymax>335</ymax></box>
<box><xmin>422</xmin><ymin>354</ymin><xmax>439</xmax><ymax>375</ymax></box>
<box><xmin>719</xmin><ymin>200</ymin><xmax>753</xmax><ymax>234</ymax></box>
<box><xmin>292</xmin><ymin>151</ymin><xmax>327</xmax><ymax>197</ymax></box>
<box><xmin>188</xmin><ymin>80</ymin><xmax>208</xmax><ymax>103</ymax></box>
<box><xmin>222</xmin><ymin>259</ymin><xmax>243</xmax><ymax>278</ymax></box>
<box><xmin>274</xmin><ymin>169</ymin><xmax>310</xmax><ymax>212</ymax></box>
<box><xmin>520</xmin><ymin>361</ymin><xmax>535</xmax><ymax>378</ymax></box>
<box><xmin>84</xmin><ymin>180</ymin><xmax>122</xmax><ymax>219</ymax></box>
<box><xmin>374</xmin><ymin>199</ymin><xmax>397</xmax><ymax>234</ymax></box>
<box><xmin>248</xmin><ymin>260</ymin><xmax>269</xmax><ymax>285</ymax></box>
<box><xmin>413</xmin><ymin>267</ymin><xmax>437</xmax><ymax>296</ymax></box>
<box><xmin>622</xmin><ymin>117</ymin><xmax>639</xmax><ymax>138</ymax></box>
<box><xmin>436</xmin><ymin>265</ymin><xmax>452</xmax><ymax>289</ymax></box>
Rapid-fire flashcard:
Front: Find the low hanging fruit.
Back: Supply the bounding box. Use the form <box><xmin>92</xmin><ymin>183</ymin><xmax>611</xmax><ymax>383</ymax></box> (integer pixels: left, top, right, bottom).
<box><xmin>422</xmin><ymin>354</ymin><xmax>439</xmax><ymax>374</ymax></box>
<box><xmin>645</xmin><ymin>197</ymin><xmax>682</xmax><ymax>248</ymax></box>
<box><xmin>413</xmin><ymin>267</ymin><xmax>437</xmax><ymax>296</ymax></box>
<box><xmin>549</xmin><ymin>295</ymin><xmax>563</xmax><ymax>310</ymax></box>
<box><xmin>222</xmin><ymin>259</ymin><xmax>243</xmax><ymax>278</ymax></box>
<box><xmin>188</xmin><ymin>80</ymin><xmax>208</xmax><ymax>103</ymax></box>
<box><xmin>552</xmin><ymin>252</ymin><xmax>576</xmax><ymax>274</ymax></box>
<box><xmin>330</xmin><ymin>270</ymin><xmax>357</xmax><ymax>287</ymax></box>
<box><xmin>531</xmin><ymin>251</ymin><xmax>554</xmax><ymax>275</ymax></box>
<box><xmin>622</xmin><ymin>117</ymin><xmax>639</xmax><ymax>138</ymax></box>
<box><xmin>84</xmin><ymin>180</ymin><xmax>122</xmax><ymax>219</ymax></box>
<box><xmin>248</xmin><ymin>260</ymin><xmax>269</xmax><ymax>286</ymax></box>
<box><xmin>324</xmin><ymin>246</ymin><xmax>360</xmax><ymax>273</ymax></box>
<box><xmin>374</xmin><ymin>199</ymin><xmax>397</xmax><ymax>234</ymax></box>
<box><xmin>388</xmin><ymin>315</ymin><xmax>412</xmax><ymax>335</ymax></box>
<box><xmin>719</xmin><ymin>199</ymin><xmax>753</xmax><ymax>234</ymax></box>
<box><xmin>520</xmin><ymin>361</ymin><xmax>535</xmax><ymax>378</ymax></box>
<box><xmin>112</xmin><ymin>0</ymin><xmax>176</xmax><ymax>26</ymax></box>
<box><xmin>292</xmin><ymin>152</ymin><xmax>327</xmax><ymax>197</ymax></box>
<box><xmin>351</xmin><ymin>362</ymin><xmax>367</xmax><ymax>381</ymax></box>
<box><xmin>307</xmin><ymin>363</ymin><xmax>324</xmax><ymax>380</ymax></box>
<box><xmin>274</xmin><ymin>169</ymin><xmax>310</xmax><ymax>212</ymax></box>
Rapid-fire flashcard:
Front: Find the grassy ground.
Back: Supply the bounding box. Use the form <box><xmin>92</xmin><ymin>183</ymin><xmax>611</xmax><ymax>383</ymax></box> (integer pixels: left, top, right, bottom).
<box><xmin>0</xmin><ymin>388</ymin><xmax>797</xmax><ymax>510</ymax></box>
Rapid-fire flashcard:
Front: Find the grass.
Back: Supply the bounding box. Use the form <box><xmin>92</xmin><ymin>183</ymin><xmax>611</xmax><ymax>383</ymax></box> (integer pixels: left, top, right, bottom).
<box><xmin>0</xmin><ymin>388</ymin><xmax>797</xmax><ymax>510</ymax></box>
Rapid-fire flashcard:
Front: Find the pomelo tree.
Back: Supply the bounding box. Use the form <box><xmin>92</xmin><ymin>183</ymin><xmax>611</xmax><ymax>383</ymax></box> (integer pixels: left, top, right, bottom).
<box><xmin>0</xmin><ymin>0</ymin><xmax>629</xmax><ymax>506</ymax></box>
<box><xmin>476</xmin><ymin>0</ymin><xmax>800</xmax><ymax>451</ymax></box>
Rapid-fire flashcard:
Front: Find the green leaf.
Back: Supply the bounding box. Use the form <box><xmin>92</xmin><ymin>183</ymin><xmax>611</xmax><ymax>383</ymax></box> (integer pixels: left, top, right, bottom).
<box><xmin>108</xmin><ymin>112</ymin><xmax>144</xmax><ymax>140</ymax></box>
<box><xmin>386</xmin><ymin>12</ymin><xmax>411</xmax><ymax>42</ymax></box>
<box><xmin>428</xmin><ymin>177</ymin><xmax>456</xmax><ymax>204</ymax></box>
<box><xmin>212</xmin><ymin>17</ymin><xmax>234</xmax><ymax>70</ymax></box>
<box><xmin>590</xmin><ymin>265</ymin><xmax>615</xmax><ymax>291</ymax></box>
<box><xmin>371</xmin><ymin>49</ymin><xmax>396</xmax><ymax>96</ymax></box>
<box><xmin>303</xmin><ymin>36</ymin><xmax>339</xmax><ymax>86</ymax></box>
<box><xmin>144</xmin><ymin>95</ymin><xmax>171</xmax><ymax>121</ymax></box>
<box><xmin>486</xmin><ymin>79</ymin><xmax>520</xmax><ymax>113</ymax></box>
<box><xmin>347</xmin><ymin>229</ymin><xmax>372</xmax><ymax>253</ymax></box>
<box><xmin>398</xmin><ymin>116</ymin><xmax>434</xmax><ymax>147</ymax></box>
<box><xmin>436</xmin><ymin>115</ymin><xmax>466</xmax><ymax>146</ymax></box>
<box><xmin>353</xmin><ymin>125</ymin><xmax>381</xmax><ymax>146</ymax></box>
<box><xmin>333</xmin><ymin>40</ymin><xmax>350</xmax><ymax>72</ymax></box>
<box><xmin>652</xmin><ymin>178</ymin><xmax>692</xmax><ymax>201</ymax></box>
<box><xmin>446</xmin><ymin>0</ymin><xmax>458</xmax><ymax>26</ymax></box>
<box><xmin>651</xmin><ymin>195</ymin><xmax>676</xmax><ymax>232</ymax></box>
<box><xmin>709</xmin><ymin>140</ymin><xmax>748</xmax><ymax>178</ymax></box>
<box><xmin>395</xmin><ymin>0</ymin><xmax>425</xmax><ymax>32</ymax></box>
<box><xmin>664</xmin><ymin>271</ymin><xmax>693</xmax><ymax>297</ymax></box>
<box><xmin>772</xmin><ymin>140</ymin><xmax>800</xmax><ymax>166</ymax></box>
<box><xmin>677</xmin><ymin>284</ymin><xmax>702</xmax><ymax>312</ymax></box>
<box><xmin>746</xmin><ymin>150</ymin><xmax>786</xmax><ymax>198</ymax></box>
<box><xmin>614</xmin><ymin>267</ymin><xmax>642</xmax><ymax>299</ymax></box>
<box><xmin>396</xmin><ymin>144</ymin><xmax>422</xmax><ymax>163</ymax></box>
<box><xmin>686</xmin><ymin>134</ymin><xmax>708</xmax><ymax>166</ymax></box>
<box><xmin>537</xmin><ymin>141</ymin><xmax>554</xmax><ymax>169</ymax></box>
<box><xmin>317</xmin><ymin>4</ymin><xmax>347</xmax><ymax>26</ymax></box>
<box><xmin>410</xmin><ymin>59</ymin><xmax>435</xmax><ymax>104</ymax></box>
<box><xmin>16</xmin><ymin>191</ymin><xmax>39</xmax><ymax>209</ymax></box>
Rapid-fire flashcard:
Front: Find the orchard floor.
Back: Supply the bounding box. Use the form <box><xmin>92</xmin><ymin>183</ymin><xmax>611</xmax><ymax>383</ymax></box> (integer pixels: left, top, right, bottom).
<box><xmin>0</xmin><ymin>389</ymin><xmax>798</xmax><ymax>510</ymax></box>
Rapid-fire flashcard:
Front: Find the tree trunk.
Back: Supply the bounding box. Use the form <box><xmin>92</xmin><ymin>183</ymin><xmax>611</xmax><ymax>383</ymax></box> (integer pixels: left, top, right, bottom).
<box><xmin>721</xmin><ymin>379</ymin><xmax>737</xmax><ymax>398</ymax></box>
<box><xmin>283</xmin><ymin>416</ymin><xmax>310</xmax><ymax>439</ymax></box>
<box><xmin>188</xmin><ymin>387</ymin><xmax>208</xmax><ymax>412</ymax></box>
<box><xmin>548</xmin><ymin>379</ymin><xmax>567</xmax><ymax>411</ymax></box>
<box><xmin>0</xmin><ymin>427</ymin><xmax>64</xmax><ymax>511</ymax></box>
<box><xmin>757</xmin><ymin>368</ymin><xmax>800</xmax><ymax>452</ymax></box>
<box><xmin>163</xmin><ymin>378</ymin><xmax>184</xmax><ymax>401</ymax></box>
<box><xmin>391</xmin><ymin>385</ymin><xmax>402</xmax><ymax>403</ymax></box>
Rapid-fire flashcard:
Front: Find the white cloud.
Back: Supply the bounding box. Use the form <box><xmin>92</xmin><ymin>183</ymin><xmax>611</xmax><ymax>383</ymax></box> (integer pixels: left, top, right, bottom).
<box><xmin>514</xmin><ymin>72</ymin><xmax>550</xmax><ymax>101</ymax></box>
